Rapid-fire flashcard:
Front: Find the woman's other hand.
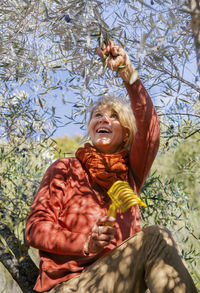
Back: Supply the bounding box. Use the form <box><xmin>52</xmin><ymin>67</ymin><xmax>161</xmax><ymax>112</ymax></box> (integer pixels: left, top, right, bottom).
<box><xmin>83</xmin><ymin>216</ymin><xmax>116</xmax><ymax>254</ymax></box>
<box><xmin>96</xmin><ymin>40</ymin><xmax>136</xmax><ymax>84</ymax></box>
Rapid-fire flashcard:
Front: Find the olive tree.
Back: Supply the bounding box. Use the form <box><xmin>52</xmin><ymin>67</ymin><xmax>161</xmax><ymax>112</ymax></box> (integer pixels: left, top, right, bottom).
<box><xmin>0</xmin><ymin>0</ymin><xmax>200</xmax><ymax>291</ymax></box>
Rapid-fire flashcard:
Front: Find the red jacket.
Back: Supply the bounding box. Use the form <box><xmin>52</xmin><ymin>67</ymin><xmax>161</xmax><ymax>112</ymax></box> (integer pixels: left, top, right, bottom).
<box><xmin>25</xmin><ymin>79</ymin><xmax>160</xmax><ymax>292</ymax></box>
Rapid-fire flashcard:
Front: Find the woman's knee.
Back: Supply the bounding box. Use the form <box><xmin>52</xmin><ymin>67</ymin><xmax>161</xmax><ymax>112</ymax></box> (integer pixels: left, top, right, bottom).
<box><xmin>142</xmin><ymin>225</ymin><xmax>176</xmax><ymax>248</ymax></box>
<box><xmin>143</xmin><ymin>225</ymin><xmax>173</xmax><ymax>237</ymax></box>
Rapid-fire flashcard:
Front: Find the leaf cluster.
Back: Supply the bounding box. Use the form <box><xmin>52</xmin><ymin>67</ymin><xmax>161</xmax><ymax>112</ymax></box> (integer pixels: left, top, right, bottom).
<box><xmin>140</xmin><ymin>174</ymin><xmax>200</xmax><ymax>289</ymax></box>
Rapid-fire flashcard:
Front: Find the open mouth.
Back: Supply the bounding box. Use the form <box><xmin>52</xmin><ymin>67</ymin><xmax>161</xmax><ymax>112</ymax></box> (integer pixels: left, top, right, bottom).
<box><xmin>96</xmin><ymin>128</ymin><xmax>111</xmax><ymax>133</ymax></box>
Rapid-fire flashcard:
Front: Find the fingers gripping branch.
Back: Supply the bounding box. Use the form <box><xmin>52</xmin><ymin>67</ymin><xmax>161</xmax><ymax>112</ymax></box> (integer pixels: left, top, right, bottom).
<box><xmin>96</xmin><ymin>40</ymin><xmax>138</xmax><ymax>84</ymax></box>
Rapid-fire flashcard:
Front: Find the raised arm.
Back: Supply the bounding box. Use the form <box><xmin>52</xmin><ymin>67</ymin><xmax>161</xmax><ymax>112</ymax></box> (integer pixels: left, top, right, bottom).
<box><xmin>126</xmin><ymin>80</ymin><xmax>160</xmax><ymax>193</ymax></box>
<box><xmin>96</xmin><ymin>40</ymin><xmax>160</xmax><ymax>193</ymax></box>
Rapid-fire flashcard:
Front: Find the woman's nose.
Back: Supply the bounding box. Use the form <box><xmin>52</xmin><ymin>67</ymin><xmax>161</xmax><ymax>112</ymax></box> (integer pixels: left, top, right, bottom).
<box><xmin>99</xmin><ymin>114</ymin><xmax>109</xmax><ymax>123</ymax></box>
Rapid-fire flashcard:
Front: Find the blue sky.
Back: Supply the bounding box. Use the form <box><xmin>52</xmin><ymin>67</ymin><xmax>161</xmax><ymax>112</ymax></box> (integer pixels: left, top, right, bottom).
<box><xmin>53</xmin><ymin>102</ymin><xmax>85</xmax><ymax>138</ymax></box>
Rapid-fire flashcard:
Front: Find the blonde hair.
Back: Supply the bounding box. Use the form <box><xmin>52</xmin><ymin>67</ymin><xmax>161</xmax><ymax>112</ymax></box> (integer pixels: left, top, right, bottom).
<box><xmin>84</xmin><ymin>95</ymin><xmax>137</xmax><ymax>151</ymax></box>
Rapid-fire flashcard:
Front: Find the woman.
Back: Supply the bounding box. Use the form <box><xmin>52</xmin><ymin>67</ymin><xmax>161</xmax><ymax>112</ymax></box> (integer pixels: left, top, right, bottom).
<box><xmin>25</xmin><ymin>41</ymin><xmax>197</xmax><ymax>293</ymax></box>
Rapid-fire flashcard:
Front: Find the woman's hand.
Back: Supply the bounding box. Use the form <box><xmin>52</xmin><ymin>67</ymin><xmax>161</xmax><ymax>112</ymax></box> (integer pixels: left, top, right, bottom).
<box><xmin>83</xmin><ymin>216</ymin><xmax>116</xmax><ymax>254</ymax></box>
<box><xmin>96</xmin><ymin>40</ymin><xmax>137</xmax><ymax>84</ymax></box>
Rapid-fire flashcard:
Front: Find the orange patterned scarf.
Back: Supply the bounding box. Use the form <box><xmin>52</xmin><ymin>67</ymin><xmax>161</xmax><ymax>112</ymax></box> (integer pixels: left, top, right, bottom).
<box><xmin>75</xmin><ymin>143</ymin><xmax>129</xmax><ymax>191</ymax></box>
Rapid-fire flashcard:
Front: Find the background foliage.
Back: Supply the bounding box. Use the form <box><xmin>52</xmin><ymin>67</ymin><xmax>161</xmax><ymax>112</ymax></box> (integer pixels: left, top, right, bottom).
<box><xmin>0</xmin><ymin>0</ymin><xmax>200</xmax><ymax>292</ymax></box>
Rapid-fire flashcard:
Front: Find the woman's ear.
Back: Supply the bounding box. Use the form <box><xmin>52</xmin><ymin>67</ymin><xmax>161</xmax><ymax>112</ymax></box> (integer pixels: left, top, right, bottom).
<box><xmin>123</xmin><ymin>131</ymin><xmax>129</xmax><ymax>143</ymax></box>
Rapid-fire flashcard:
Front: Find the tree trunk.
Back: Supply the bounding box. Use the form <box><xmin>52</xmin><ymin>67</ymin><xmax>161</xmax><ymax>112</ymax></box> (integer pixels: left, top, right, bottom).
<box><xmin>0</xmin><ymin>224</ymin><xmax>38</xmax><ymax>293</ymax></box>
<box><xmin>189</xmin><ymin>0</ymin><xmax>200</xmax><ymax>75</ymax></box>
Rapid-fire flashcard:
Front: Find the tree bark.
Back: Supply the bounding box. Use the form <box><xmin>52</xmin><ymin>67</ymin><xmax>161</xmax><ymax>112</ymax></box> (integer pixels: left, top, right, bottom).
<box><xmin>189</xmin><ymin>0</ymin><xmax>200</xmax><ymax>75</ymax></box>
<box><xmin>0</xmin><ymin>224</ymin><xmax>38</xmax><ymax>293</ymax></box>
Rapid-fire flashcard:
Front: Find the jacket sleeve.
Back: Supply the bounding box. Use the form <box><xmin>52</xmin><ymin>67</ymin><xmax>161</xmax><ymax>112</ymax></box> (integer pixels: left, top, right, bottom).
<box><xmin>25</xmin><ymin>159</ymin><xmax>89</xmax><ymax>256</ymax></box>
<box><xmin>125</xmin><ymin>78</ymin><xmax>160</xmax><ymax>194</ymax></box>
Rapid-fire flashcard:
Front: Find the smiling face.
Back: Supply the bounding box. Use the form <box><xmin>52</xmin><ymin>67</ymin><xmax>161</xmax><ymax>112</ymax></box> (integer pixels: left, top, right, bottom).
<box><xmin>88</xmin><ymin>104</ymin><xmax>128</xmax><ymax>154</ymax></box>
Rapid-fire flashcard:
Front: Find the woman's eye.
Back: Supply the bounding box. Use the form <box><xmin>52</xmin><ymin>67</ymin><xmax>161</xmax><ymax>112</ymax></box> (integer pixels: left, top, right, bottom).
<box><xmin>95</xmin><ymin>112</ymin><xmax>102</xmax><ymax>118</ymax></box>
<box><xmin>111</xmin><ymin>113</ymin><xmax>118</xmax><ymax>119</ymax></box>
